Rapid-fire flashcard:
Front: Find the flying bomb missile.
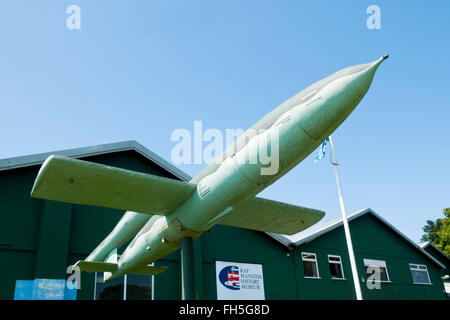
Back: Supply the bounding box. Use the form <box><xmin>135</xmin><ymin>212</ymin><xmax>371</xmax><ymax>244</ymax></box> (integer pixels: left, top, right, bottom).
<box><xmin>31</xmin><ymin>55</ymin><xmax>388</xmax><ymax>280</ymax></box>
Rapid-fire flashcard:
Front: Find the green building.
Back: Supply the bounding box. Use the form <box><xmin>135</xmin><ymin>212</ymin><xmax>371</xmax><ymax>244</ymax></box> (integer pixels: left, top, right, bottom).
<box><xmin>0</xmin><ymin>141</ymin><xmax>447</xmax><ymax>300</ymax></box>
<box><xmin>420</xmin><ymin>241</ymin><xmax>450</xmax><ymax>297</ymax></box>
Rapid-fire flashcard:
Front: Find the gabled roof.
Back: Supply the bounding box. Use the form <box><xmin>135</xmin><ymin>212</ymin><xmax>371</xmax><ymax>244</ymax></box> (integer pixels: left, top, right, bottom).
<box><xmin>420</xmin><ymin>241</ymin><xmax>450</xmax><ymax>262</ymax></box>
<box><xmin>0</xmin><ymin>143</ymin><xmax>444</xmax><ymax>269</ymax></box>
<box><xmin>0</xmin><ymin>140</ymin><xmax>192</xmax><ymax>182</ymax></box>
<box><xmin>268</xmin><ymin>208</ymin><xmax>446</xmax><ymax>269</ymax></box>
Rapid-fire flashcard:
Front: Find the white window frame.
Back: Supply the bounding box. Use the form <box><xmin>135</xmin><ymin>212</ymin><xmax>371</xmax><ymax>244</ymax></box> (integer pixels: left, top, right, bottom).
<box><xmin>328</xmin><ymin>255</ymin><xmax>346</xmax><ymax>280</ymax></box>
<box><xmin>301</xmin><ymin>252</ymin><xmax>320</xmax><ymax>279</ymax></box>
<box><xmin>409</xmin><ymin>263</ymin><xmax>432</xmax><ymax>285</ymax></box>
<box><xmin>363</xmin><ymin>258</ymin><xmax>391</xmax><ymax>283</ymax></box>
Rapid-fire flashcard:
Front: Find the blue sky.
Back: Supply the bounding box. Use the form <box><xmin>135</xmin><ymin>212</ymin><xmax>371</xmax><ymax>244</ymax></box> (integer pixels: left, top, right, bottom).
<box><xmin>1</xmin><ymin>1</ymin><xmax>449</xmax><ymax>243</ymax></box>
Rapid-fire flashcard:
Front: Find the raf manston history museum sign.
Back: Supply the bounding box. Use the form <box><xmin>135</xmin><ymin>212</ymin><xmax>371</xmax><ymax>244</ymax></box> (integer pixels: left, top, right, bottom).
<box><xmin>215</xmin><ymin>261</ymin><xmax>265</xmax><ymax>300</ymax></box>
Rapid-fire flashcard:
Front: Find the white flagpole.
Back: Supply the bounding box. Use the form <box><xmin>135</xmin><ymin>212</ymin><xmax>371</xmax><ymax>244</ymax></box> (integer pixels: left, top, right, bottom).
<box><xmin>328</xmin><ymin>135</ymin><xmax>363</xmax><ymax>300</ymax></box>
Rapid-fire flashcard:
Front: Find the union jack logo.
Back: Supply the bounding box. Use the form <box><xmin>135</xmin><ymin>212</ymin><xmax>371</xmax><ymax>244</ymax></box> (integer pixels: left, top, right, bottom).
<box><xmin>219</xmin><ymin>265</ymin><xmax>240</xmax><ymax>290</ymax></box>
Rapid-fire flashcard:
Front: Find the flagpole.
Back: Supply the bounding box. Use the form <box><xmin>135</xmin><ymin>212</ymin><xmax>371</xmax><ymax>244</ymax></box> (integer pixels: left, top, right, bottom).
<box><xmin>328</xmin><ymin>135</ymin><xmax>363</xmax><ymax>300</ymax></box>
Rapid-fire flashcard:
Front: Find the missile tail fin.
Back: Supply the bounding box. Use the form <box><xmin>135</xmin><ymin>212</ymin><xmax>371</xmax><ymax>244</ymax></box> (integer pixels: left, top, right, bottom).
<box><xmin>129</xmin><ymin>265</ymin><xmax>168</xmax><ymax>276</ymax></box>
<box><xmin>74</xmin><ymin>260</ymin><xmax>117</xmax><ymax>273</ymax></box>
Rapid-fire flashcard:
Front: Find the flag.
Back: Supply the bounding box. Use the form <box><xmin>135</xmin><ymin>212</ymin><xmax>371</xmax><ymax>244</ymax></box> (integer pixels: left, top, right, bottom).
<box><xmin>314</xmin><ymin>137</ymin><xmax>329</xmax><ymax>163</ymax></box>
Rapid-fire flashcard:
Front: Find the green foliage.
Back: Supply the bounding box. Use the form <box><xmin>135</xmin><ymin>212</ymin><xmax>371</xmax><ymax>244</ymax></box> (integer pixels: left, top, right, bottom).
<box><xmin>421</xmin><ymin>219</ymin><xmax>442</xmax><ymax>243</ymax></box>
<box><xmin>435</xmin><ymin>208</ymin><xmax>450</xmax><ymax>256</ymax></box>
<box><xmin>422</xmin><ymin>208</ymin><xmax>450</xmax><ymax>256</ymax></box>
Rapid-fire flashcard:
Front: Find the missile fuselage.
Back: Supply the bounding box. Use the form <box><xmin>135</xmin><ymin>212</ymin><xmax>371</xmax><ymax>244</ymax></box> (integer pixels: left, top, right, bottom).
<box><xmin>100</xmin><ymin>56</ymin><xmax>387</xmax><ymax>279</ymax></box>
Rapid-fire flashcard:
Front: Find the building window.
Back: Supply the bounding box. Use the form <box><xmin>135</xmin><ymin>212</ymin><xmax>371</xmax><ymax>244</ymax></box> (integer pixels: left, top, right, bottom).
<box><xmin>409</xmin><ymin>264</ymin><xmax>431</xmax><ymax>285</ymax></box>
<box><xmin>328</xmin><ymin>255</ymin><xmax>345</xmax><ymax>280</ymax></box>
<box><xmin>94</xmin><ymin>272</ymin><xmax>153</xmax><ymax>300</ymax></box>
<box><xmin>94</xmin><ymin>273</ymin><xmax>124</xmax><ymax>300</ymax></box>
<box><xmin>302</xmin><ymin>252</ymin><xmax>320</xmax><ymax>279</ymax></box>
<box><xmin>363</xmin><ymin>259</ymin><xmax>390</xmax><ymax>282</ymax></box>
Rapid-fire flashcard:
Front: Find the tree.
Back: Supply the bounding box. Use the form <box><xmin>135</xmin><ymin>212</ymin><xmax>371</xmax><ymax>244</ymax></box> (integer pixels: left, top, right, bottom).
<box><xmin>421</xmin><ymin>218</ymin><xmax>442</xmax><ymax>243</ymax></box>
<box><xmin>436</xmin><ymin>208</ymin><xmax>450</xmax><ymax>256</ymax></box>
<box><xmin>421</xmin><ymin>208</ymin><xmax>450</xmax><ymax>256</ymax></box>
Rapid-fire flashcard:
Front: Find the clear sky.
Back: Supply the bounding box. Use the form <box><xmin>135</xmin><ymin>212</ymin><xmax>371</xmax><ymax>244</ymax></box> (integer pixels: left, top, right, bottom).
<box><xmin>1</xmin><ymin>1</ymin><xmax>449</xmax><ymax>243</ymax></box>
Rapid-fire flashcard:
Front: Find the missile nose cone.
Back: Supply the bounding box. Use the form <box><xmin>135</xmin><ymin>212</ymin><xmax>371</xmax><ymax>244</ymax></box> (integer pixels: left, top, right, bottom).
<box><xmin>370</xmin><ymin>54</ymin><xmax>389</xmax><ymax>70</ymax></box>
<box><xmin>355</xmin><ymin>54</ymin><xmax>388</xmax><ymax>88</ymax></box>
<box><xmin>297</xmin><ymin>56</ymin><xmax>386</xmax><ymax>140</ymax></box>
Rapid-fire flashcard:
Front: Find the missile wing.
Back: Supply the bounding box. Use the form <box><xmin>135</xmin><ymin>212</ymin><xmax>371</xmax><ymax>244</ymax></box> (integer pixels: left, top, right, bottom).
<box><xmin>217</xmin><ymin>197</ymin><xmax>325</xmax><ymax>235</ymax></box>
<box><xmin>30</xmin><ymin>155</ymin><xmax>196</xmax><ymax>215</ymax></box>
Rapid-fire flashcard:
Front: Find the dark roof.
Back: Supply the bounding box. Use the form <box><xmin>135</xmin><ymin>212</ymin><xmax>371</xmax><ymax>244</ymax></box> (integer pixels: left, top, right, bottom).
<box><xmin>420</xmin><ymin>241</ymin><xmax>450</xmax><ymax>263</ymax></box>
<box><xmin>1</xmin><ymin>142</ymin><xmax>443</xmax><ymax>269</ymax></box>
<box><xmin>268</xmin><ymin>208</ymin><xmax>446</xmax><ymax>269</ymax></box>
<box><xmin>0</xmin><ymin>140</ymin><xmax>191</xmax><ymax>182</ymax></box>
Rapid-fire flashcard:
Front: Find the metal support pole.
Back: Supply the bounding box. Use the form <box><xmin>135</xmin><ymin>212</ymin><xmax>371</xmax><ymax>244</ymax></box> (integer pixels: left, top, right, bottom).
<box><xmin>181</xmin><ymin>237</ymin><xmax>195</xmax><ymax>300</ymax></box>
<box><xmin>123</xmin><ymin>274</ymin><xmax>127</xmax><ymax>300</ymax></box>
<box><xmin>328</xmin><ymin>136</ymin><xmax>363</xmax><ymax>300</ymax></box>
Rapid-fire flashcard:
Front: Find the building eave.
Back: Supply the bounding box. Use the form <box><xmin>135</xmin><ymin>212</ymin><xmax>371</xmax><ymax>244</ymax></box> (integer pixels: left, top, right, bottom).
<box><xmin>268</xmin><ymin>208</ymin><xmax>446</xmax><ymax>270</ymax></box>
<box><xmin>420</xmin><ymin>241</ymin><xmax>450</xmax><ymax>263</ymax></box>
<box><xmin>0</xmin><ymin>140</ymin><xmax>192</xmax><ymax>182</ymax></box>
